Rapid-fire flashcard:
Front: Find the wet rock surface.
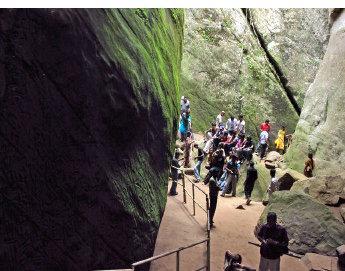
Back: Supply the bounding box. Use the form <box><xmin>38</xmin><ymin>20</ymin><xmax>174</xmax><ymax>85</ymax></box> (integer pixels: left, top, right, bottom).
<box><xmin>0</xmin><ymin>9</ymin><xmax>183</xmax><ymax>270</ymax></box>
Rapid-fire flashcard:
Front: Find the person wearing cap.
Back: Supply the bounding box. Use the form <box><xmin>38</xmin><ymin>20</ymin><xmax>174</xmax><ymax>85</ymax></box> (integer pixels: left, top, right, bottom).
<box><xmin>257</xmin><ymin>212</ymin><xmax>289</xmax><ymax>271</ymax></box>
<box><xmin>216</xmin><ymin>111</ymin><xmax>225</xmax><ymax>128</ymax></box>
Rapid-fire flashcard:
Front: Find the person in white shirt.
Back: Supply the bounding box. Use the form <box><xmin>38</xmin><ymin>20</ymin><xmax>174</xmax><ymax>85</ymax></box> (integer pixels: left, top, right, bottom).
<box><xmin>180</xmin><ymin>96</ymin><xmax>190</xmax><ymax>113</ymax></box>
<box><xmin>259</xmin><ymin>130</ymin><xmax>269</xmax><ymax>160</ymax></box>
<box><xmin>216</xmin><ymin>111</ymin><xmax>225</xmax><ymax>128</ymax></box>
<box><xmin>226</xmin><ymin>116</ymin><xmax>237</xmax><ymax>133</ymax></box>
<box><xmin>267</xmin><ymin>169</ymin><xmax>278</xmax><ymax>199</ymax></box>
<box><xmin>236</xmin><ymin>115</ymin><xmax>245</xmax><ymax>134</ymax></box>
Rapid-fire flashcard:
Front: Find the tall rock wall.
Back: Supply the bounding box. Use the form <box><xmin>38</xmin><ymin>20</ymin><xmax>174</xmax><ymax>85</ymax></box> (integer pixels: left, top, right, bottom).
<box><xmin>0</xmin><ymin>9</ymin><xmax>183</xmax><ymax>270</ymax></box>
<box><xmin>182</xmin><ymin>9</ymin><xmax>328</xmax><ymax>140</ymax></box>
<box><xmin>286</xmin><ymin>9</ymin><xmax>345</xmax><ymax>176</ymax></box>
<box><xmin>250</xmin><ymin>9</ymin><xmax>329</xmax><ymax>108</ymax></box>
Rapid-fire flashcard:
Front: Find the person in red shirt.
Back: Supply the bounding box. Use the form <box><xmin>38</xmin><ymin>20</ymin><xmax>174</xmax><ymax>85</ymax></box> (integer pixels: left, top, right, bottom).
<box><xmin>260</xmin><ymin>119</ymin><xmax>271</xmax><ymax>132</ymax></box>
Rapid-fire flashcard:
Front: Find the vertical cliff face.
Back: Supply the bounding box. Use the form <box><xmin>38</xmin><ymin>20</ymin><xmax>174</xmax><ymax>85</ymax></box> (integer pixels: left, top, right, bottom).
<box><xmin>286</xmin><ymin>9</ymin><xmax>345</xmax><ymax>175</ymax></box>
<box><xmin>182</xmin><ymin>9</ymin><xmax>328</xmax><ymax>140</ymax></box>
<box><xmin>0</xmin><ymin>9</ymin><xmax>183</xmax><ymax>270</ymax></box>
<box><xmin>249</xmin><ymin>9</ymin><xmax>329</xmax><ymax>109</ymax></box>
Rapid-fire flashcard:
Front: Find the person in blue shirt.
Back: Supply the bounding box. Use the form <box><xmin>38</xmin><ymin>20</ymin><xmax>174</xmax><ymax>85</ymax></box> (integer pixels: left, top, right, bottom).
<box><xmin>178</xmin><ymin>109</ymin><xmax>191</xmax><ymax>141</ymax></box>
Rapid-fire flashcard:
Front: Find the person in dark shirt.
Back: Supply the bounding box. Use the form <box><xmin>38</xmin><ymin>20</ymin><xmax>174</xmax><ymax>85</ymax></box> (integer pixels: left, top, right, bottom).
<box><xmin>257</xmin><ymin>212</ymin><xmax>289</xmax><ymax>271</ymax></box>
<box><xmin>204</xmin><ymin>147</ymin><xmax>225</xmax><ymax>185</ymax></box>
<box><xmin>169</xmin><ymin>151</ymin><xmax>180</xmax><ymax>196</ymax></box>
<box><xmin>244</xmin><ymin>162</ymin><xmax>258</xmax><ymax>205</ymax></box>
<box><xmin>208</xmin><ymin>177</ymin><xmax>220</xmax><ymax>228</ymax></box>
<box><xmin>193</xmin><ymin>143</ymin><xmax>205</xmax><ymax>183</ymax></box>
<box><xmin>221</xmin><ymin>155</ymin><xmax>240</xmax><ymax>197</ymax></box>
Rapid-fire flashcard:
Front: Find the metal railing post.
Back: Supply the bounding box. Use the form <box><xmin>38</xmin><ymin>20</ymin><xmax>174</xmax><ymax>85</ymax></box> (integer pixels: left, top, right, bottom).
<box><xmin>192</xmin><ymin>183</ymin><xmax>196</xmax><ymax>216</ymax></box>
<box><xmin>182</xmin><ymin>173</ymin><xmax>186</xmax><ymax>204</ymax></box>
<box><xmin>176</xmin><ymin>250</ymin><xmax>180</xmax><ymax>271</ymax></box>
<box><xmin>206</xmin><ymin>238</ymin><xmax>211</xmax><ymax>271</ymax></box>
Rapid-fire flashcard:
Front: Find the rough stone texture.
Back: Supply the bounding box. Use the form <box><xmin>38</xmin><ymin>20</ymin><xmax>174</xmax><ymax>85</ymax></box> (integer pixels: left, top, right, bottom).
<box><xmin>291</xmin><ymin>175</ymin><xmax>345</xmax><ymax>206</ymax></box>
<box><xmin>301</xmin><ymin>253</ymin><xmax>339</xmax><ymax>271</ymax></box>
<box><xmin>255</xmin><ymin>191</ymin><xmax>345</xmax><ymax>256</ymax></box>
<box><xmin>341</xmin><ymin>207</ymin><xmax>345</xmax><ymax>223</ymax></box>
<box><xmin>277</xmin><ymin>168</ymin><xmax>307</xmax><ymax>191</ymax></box>
<box><xmin>265</xmin><ymin>151</ymin><xmax>283</xmax><ymax>163</ymax></box>
<box><xmin>250</xmin><ymin>9</ymin><xmax>329</xmax><ymax>108</ymax></box>
<box><xmin>0</xmin><ymin>9</ymin><xmax>183</xmax><ymax>270</ymax></box>
<box><xmin>182</xmin><ymin>8</ymin><xmax>299</xmax><ymax>139</ymax></box>
<box><xmin>337</xmin><ymin>245</ymin><xmax>345</xmax><ymax>267</ymax></box>
<box><xmin>286</xmin><ymin>9</ymin><xmax>345</xmax><ymax>176</ymax></box>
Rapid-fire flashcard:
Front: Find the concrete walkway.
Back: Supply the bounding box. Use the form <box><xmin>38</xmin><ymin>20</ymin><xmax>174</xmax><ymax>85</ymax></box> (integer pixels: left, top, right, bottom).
<box><xmin>151</xmin><ymin>177</ymin><xmax>308</xmax><ymax>270</ymax></box>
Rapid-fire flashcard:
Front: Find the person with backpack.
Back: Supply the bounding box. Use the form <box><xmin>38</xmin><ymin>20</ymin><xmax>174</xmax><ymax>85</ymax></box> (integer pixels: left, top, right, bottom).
<box><xmin>257</xmin><ymin>212</ymin><xmax>289</xmax><ymax>271</ymax></box>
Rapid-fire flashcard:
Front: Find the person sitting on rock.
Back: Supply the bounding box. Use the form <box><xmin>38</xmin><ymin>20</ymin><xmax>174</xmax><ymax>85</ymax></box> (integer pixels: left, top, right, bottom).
<box><xmin>193</xmin><ymin>143</ymin><xmax>205</xmax><ymax>183</ymax></box>
<box><xmin>240</xmin><ymin>136</ymin><xmax>254</xmax><ymax>163</ymax></box>
<box><xmin>169</xmin><ymin>151</ymin><xmax>180</xmax><ymax>196</ymax></box>
<box><xmin>304</xmin><ymin>153</ymin><xmax>315</xmax><ymax>177</ymax></box>
<box><xmin>244</xmin><ymin>162</ymin><xmax>258</xmax><ymax>205</ymax></box>
<box><xmin>257</xmin><ymin>212</ymin><xmax>289</xmax><ymax>271</ymax></box>
<box><xmin>274</xmin><ymin>126</ymin><xmax>286</xmax><ymax>154</ymax></box>
<box><xmin>234</xmin><ymin>134</ymin><xmax>246</xmax><ymax>161</ymax></box>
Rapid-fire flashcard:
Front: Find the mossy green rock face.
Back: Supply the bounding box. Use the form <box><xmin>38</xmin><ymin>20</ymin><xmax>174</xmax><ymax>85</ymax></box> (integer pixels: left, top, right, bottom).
<box><xmin>286</xmin><ymin>10</ymin><xmax>345</xmax><ymax>176</ymax></box>
<box><xmin>256</xmin><ymin>191</ymin><xmax>345</xmax><ymax>256</ymax></box>
<box><xmin>0</xmin><ymin>9</ymin><xmax>183</xmax><ymax>270</ymax></box>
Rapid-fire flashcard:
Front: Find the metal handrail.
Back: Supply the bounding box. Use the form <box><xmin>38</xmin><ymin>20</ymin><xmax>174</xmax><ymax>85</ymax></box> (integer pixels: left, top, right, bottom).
<box><xmin>131</xmin><ymin>238</ymin><xmax>209</xmax><ymax>270</ymax></box>
<box><xmin>128</xmin><ymin>165</ymin><xmax>211</xmax><ymax>271</ymax></box>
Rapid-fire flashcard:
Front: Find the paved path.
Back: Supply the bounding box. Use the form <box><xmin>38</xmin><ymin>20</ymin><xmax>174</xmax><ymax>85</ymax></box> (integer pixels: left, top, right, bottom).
<box><xmin>151</xmin><ymin>177</ymin><xmax>308</xmax><ymax>271</ymax></box>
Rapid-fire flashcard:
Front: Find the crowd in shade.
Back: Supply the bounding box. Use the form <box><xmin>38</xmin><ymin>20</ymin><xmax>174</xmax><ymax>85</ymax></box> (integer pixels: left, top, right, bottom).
<box><xmin>171</xmin><ymin>96</ymin><xmax>315</xmax><ymax>271</ymax></box>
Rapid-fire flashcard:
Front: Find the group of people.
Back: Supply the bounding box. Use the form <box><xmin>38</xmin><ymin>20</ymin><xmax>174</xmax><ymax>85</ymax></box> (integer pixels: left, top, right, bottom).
<box><xmin>171</xmin><ymin>99</ymin><xmax>316</xmax><ymax>271</ymax></box>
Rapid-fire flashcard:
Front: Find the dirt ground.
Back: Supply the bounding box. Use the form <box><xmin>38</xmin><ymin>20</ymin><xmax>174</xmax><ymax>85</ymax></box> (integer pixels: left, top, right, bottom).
<box><xmin>151</xmin><ymin>178</ymin><xmax>308</xmax><ymax>271</ymax></box>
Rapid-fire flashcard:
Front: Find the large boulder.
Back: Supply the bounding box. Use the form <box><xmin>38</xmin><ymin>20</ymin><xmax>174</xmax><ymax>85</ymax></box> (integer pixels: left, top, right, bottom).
<box><xmin>286</xmin><ymin>9</ymin><xmax>345</xmax><ymax>176</ymax></box>
<box><xmin>277</xmin><ymin>168</ymin><xmax>307</xmax><ymax>191</ymax></box>
<box><xmin>0</xmin><ymin>9</ymin><xmax>183</xmax><ymax>270</ymax></box>
<box><xmin>291</xmin><ymin>174</ymin><xmax>345</xmax><ymax>206</ymax></box>
<box><xmin>255</xmin><ymin>191</ymin><xmax>345</xmax><ymax>256</ymax></box>
<box><xmin>301</xmin><ymin>253</ymin><xmax>339</xmax><ymax>271</ymax></box>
